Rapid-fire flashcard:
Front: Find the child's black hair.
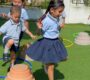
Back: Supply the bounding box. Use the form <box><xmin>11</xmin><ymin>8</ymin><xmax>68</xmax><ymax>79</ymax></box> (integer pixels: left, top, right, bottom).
<box><xmin>45</xmin><ymin>0</ymin><xmax>55</xmax><ymax>14</ymax></box>
<box><xmin>40</xmin><ymin>0</ymin><xmax>64</xmax><ymax>20</ymax></box>
<box><xmin>21</xmin><ymin>0</ymin><xmax>25</xmax><ymax>2</ymax></box>
<box><xmin>10</xmin><ymin>5</ymin><xmax>21</xmax><ymax>15</ymax></box>
<box><xmin>11</xmin><ymin>0</ymin><xmax>25</xmax><ymax>6</ymax></box>
<box><xmin>46</xmin><ymin>0</ymin><xmax>64</xmax><ymax>12</ymax></box>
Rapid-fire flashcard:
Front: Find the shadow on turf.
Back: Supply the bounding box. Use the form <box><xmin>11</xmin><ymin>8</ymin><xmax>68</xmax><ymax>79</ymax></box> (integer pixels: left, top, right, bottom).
<box><xmin>33</xmin><ymin>68</ymin><xmax>64</xmax><ymax>80</ymax></box>
<box><xmin>84</xmin><ymin>30</ymin><xmax>90</xmax><ymax>35</ymax></box>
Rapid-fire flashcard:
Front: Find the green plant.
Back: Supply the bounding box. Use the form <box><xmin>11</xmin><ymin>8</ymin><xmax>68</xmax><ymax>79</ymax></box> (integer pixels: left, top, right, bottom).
<box><xmin>83</xmin><ymin>0</ymin><xmax>90</xmax><ymax>6</ymax></box>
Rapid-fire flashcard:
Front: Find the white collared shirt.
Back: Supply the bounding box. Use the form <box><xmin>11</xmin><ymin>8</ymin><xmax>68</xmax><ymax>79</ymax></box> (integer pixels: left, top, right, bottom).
<box><xmin>0</xmin><ymin>19</ymin><xmax>26</xmax><ymax>44</ymax></box>
<box><xmin>42</xmin><ymin>13</ymin><xmax>60</xmax><ymax>39</ymax></box>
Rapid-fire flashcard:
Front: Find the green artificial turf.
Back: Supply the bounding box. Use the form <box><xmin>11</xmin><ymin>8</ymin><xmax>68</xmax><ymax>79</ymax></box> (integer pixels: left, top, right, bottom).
<box><xmin>0</xmin><ymin>19</ymin><xmax>90</xmax><ymax>80</ymax></box>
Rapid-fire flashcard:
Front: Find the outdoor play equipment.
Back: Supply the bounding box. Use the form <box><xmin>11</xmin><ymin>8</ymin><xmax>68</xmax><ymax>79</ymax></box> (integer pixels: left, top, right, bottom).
<box><xmin>74</xmin><ymin>32</ymin><xmax>90</xmax><ymax>45</ymax></box>
<box><xmin>63</xmin><ymin>38</ymin><xmax>73</xmax><ymax>48</ymax></box>
<box><xmin>5</xmin><ymin>64</ymin><xmax>35</xmax><ymax>80</ymax></box>
<box><xmin>60</xmin><ymin>37</ymin><xmax>73</xmax><ymax>48</ymax></box>
<box><xmin>5</xmin><ymin>64</ymin><xmax>34</xmax><ymax>80</ymax></box>
<box><xmin>0</xmin><ymin>57</ymin><xmax>32</xmax><ymax>79</ymax></box>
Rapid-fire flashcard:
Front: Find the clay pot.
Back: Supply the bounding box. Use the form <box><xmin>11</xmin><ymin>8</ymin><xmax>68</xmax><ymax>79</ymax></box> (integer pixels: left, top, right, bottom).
<box><xmin>5</xmin><ymin>64</ymin><xmax>35</xmax><ymax>80</ymax></box>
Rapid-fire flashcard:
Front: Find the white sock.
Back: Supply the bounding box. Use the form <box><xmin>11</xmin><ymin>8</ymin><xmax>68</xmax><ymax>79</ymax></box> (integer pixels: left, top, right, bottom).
<box><xmin>4</xmin><ymin>45</ymin><xmax>10</xmax><ymax>54</ymax></box>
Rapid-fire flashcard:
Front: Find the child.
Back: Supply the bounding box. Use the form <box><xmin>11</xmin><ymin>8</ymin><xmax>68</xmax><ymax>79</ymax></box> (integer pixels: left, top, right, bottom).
<box><xmin>87</xmin><ymin>15</ymin><xmax>90</xmax><ymax>25</ymax></box>
<box><xmin>0</xmin><ymin>5</ymin><xmax>35</xmax><ymax>68</ymax></box>
<box><xmin>26</xmin><ymin>0</ymin><xmax>68</xmax><ymax>80</ymax></box>
<box><xmin>37</xmin><ymin>0</ymin><xmax>66</xmax><ymax>29</ymax></box>
<box><xmin>1</xmin><ymin>0</ymin><xmax>35</xmax><ymax>40</ymax></box>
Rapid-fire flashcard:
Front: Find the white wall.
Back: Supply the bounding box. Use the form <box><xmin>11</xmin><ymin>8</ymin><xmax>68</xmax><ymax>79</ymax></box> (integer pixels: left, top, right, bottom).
<box><xmin>64</xmin><ymin>0</ymin><xmax>90</xmax><ymax>24</ymax></box>
<box><xmin>0</xmin><ymin>0</ymin><xmax>90</xmax><ymax>24</ymax></box>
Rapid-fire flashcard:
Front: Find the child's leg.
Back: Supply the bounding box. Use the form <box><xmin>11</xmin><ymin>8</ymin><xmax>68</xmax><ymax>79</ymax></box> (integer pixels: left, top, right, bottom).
<box><xmin>3</xmin><ymin>39</ymin><xmax>14</xmax><ymax>61</ymax></box>
<box><xmin>10</xmin><ymin>50</ymin><xmax>16</xmax><ymax>67</ymax></box>
<box><xmin>46</xmin><ymin>64</ymin><xmax>54</xmax><ymax>80</ymax></box>
<box><xmin>10</xmin><ymin>44</ymin><xmax>19</xmax><ymax>67</ymax></box>
<box><xmin>7</xmin><ymin>50</ymin><xmax>16</xmax><ymax>72</ymax></box>
<box><xmin>7</xmin><ymin>44</ymin><xmax>19</xmax><ymax>72</ymax></box>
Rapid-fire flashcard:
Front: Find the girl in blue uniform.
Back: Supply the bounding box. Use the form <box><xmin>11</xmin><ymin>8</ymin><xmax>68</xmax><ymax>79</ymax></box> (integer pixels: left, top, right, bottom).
<box><xmin>26</xmin><ymin>0</ymin><xmax>68</xmax><ymax>80</ymax></box>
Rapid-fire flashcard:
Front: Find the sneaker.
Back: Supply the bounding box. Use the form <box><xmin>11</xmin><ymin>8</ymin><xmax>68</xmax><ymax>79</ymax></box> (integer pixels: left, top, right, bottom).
<box><xmin>7</xmin><ymin>62</ymin><xmax>15</xmax><ymax>72</ymax></box>
<box><xmin>3</xmin><ymin>54</ymin><xmax>9</xmax><ymax>62</ymax></box>
<box><xmin>7</xmin><ymin>65</ymin><xmax>11</xmax><ymax>72</ymax></box>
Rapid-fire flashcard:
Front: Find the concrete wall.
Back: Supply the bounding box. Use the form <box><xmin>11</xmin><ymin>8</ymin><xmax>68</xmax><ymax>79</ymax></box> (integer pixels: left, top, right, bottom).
<box><xmin>64</xmin><ymin>0</ymin><xmax>90</xmax><ymax>24</ymax></box>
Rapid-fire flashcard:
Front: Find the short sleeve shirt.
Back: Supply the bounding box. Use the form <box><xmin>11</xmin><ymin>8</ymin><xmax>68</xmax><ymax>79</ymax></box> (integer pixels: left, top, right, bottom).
<box><xmin>0</xmin><ymin>19</ymin><xmax>26</xmax><ymax>43</ymax></box>
<box><xmin>42</xmin><ymin>13</ymin><xmax>60</xmax><ymax>39</ymax></box>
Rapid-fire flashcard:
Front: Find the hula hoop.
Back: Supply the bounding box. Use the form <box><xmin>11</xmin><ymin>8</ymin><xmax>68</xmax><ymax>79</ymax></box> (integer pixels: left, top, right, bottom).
<box><xmin>0</xmin><ymin>76</ymin><xmax>6</xmax><ymax>79</ymax></box>
<box><xmin>73</xmin><ymin>32</ymin><xmax>78</xmax><ymax>37</ymax></box>
<box><xmin>0</xmin><ymin>57</ymin><xmax>32</xmax><ymax>79</ymax></box>
<box><xmin>63</xmin><ymin>39</ymin><xmax>74</xmax><ymax>48</ymax></box>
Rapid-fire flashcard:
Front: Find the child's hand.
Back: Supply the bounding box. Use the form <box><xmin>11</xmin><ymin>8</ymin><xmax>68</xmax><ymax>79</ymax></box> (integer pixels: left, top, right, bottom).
<box><xmin>31</xmin><ymin>34</ymin><xmax>37</xmax><ymax>40</ymax></box>
<box><xmin>0</xmin><ymin>13</ymin><xmax>8</xmax><ymax>19</ymax></box>
<box><xmin>88</xmin><ymin>16</ymin><xmax>90</xmax><ymax>20</ymax></box>
<box><xmin>37</xmin><ymin>19</ymin><xmax>42</xmax><ymax>29</ymax></box>
<box><xmin>60</xmin><ymin>23</ymin><xmax>65</xmax><ymax>28</ymax></box>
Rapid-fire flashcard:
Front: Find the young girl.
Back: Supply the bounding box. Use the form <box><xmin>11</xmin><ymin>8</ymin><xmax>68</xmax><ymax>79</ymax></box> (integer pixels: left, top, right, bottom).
<box><xmin>26</xmin><ymin>0</ymin><xmax>68</xmax><ymax>80</ymax></box>
<box><xmin>0</xmin><ymin>5</ymin><xmax>35</xmax><ymax>69</ymax></box>
<box><xmin>37</xmin><ymin>0</ymin><xmax>66</xmax><ymax>29</ymax></box>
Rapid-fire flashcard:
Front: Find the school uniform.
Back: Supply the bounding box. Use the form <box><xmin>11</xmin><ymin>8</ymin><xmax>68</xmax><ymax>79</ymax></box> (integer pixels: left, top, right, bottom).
<box><xmin>18</xmin><ymin>8</ymin><xmax>29</xmax><ymax>41</ymax></box>
<box><xmin>8</xmin><ymin>8</ymin><xmax>29</xmax><ymax>22</ymax></box>
<box><xmin>8</xmin><ymin>8</ymin><xmax>29</xmax><ymax>41</ymax></box>
<box><xmin>26</xmin><ymin>13</ymin><xmax>68</xmax><ymax>64</ymax></box>
<box><xmin>0</xmin><ymin>19</ymin><xmax>26</xmax><ymax>52</ymax></box>
<box><xmin>20</xmin><ymin>8</ymin><xmax>29</xmax><ymax>21</ymax></box>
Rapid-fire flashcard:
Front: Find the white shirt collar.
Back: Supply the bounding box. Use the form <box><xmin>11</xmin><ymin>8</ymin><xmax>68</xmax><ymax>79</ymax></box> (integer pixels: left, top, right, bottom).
<box><xmin>10</xmin><ymin>19</ymin><xmax>21</xmax><ymax>26</ymax></box>
<box><xmin>47</xmin><ymin>12</ymin><xmax>59</xmax><ymax>22</ymax></box>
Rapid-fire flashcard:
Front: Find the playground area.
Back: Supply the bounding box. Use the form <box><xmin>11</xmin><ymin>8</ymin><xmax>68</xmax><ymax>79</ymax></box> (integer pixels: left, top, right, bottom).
<box><xmin>0</xmin><ymin>18</ymin><xmax>90</xmax><ymax>80</ymax></box>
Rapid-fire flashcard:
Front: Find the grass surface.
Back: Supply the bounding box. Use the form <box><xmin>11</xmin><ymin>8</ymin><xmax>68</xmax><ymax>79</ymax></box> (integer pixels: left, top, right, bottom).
<box><xmin>0</xmin><ymin>19</ymin><xmax>90</xmax><ymax>80</ymax></box>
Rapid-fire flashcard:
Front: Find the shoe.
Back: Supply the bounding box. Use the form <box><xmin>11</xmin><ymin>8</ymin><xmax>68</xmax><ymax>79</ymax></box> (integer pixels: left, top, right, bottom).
<box><xmin>3</xmin><ymin>54</ymin><xmax>9</xmax><ymax>62</ymax></box>
<box><xmin>7</xmin><ymin>65</ymin><xmax>11</xmax><ymax>72</ymax></box>
<box><xmin>7</xmin><ymin>62</ymin><xmax>15</xmax><ymax>72</ymax></box>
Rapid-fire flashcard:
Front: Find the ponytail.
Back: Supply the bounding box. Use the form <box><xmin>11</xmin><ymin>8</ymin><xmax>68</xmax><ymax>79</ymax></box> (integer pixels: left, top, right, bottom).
<box><xmin>39</xmin><ymin>0</ymin><xmax>64</xmax><ymax>21</ymax></box>
<box><xmin>39</xmin><ymin>0</ymin><xmax>55</xmax><ymax>21</ymax></box>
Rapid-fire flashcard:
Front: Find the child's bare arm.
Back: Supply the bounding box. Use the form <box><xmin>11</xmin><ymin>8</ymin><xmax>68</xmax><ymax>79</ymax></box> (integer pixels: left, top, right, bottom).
<box><xmin>25</xmin><ymin>29</ymin><xmax>36</xmax><ymax>39</ymax></box>
<box><xmin>0</xmin><ymin>32</ymin><xmax>2</xmax><ymax>35</ymax></box>
<box><xmin>88</xmin><ymin>15</ymin><xmax>90</xmax><ymax>20</ymax></box>
<box><xmin>60</xmin><ymin>17</ymin><xmax>65</xmax><ymax>28</ymax></box>
<box><xmin>37</xmin><ymin>19</ymin><xmax>42</xmax><ymax>29</ymax></box>
<box><xmin>24</xmin><ymin>20</ymin><xmax>29</xmax><ymax>29</ymax></box>
<box><xmin>0</xmin><ymin>13</ymin><xmax>9</xmax><ymax>19</ymax></box>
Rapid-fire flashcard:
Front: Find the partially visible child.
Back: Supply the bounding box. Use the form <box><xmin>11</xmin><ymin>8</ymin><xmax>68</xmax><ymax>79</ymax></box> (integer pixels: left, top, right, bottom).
<box><xmin>1</xmin><ymin>0</ymin><xmax>35</xmax><ymax>40</ymax></box>
<box><xmin>0</xmin><ymin>5</ymin><xmax>35</xmax><ymax>69</ymax></box>
<box><xmin>88</xmin><ymin>15</ymin><xmax>90</xmax><ymax>25</ymax></box>
<box><xmin>26</xmin><ymin>1</ymin><xmax>68</xmax><ymax>80</ymax></box>
<box><xmin>37</xmin><ymin>0</ymin><xmax>66</xmax><ymax>29</ymax></box>
<box><xmin>59</xmin><ymin>10</ymin><xmax>66</xmax><ymax>28</ymax></box>
<box><xmin>58</xmin><ymin>0</ymin><xmax>66</xmax><ymax>28</ymax></box>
